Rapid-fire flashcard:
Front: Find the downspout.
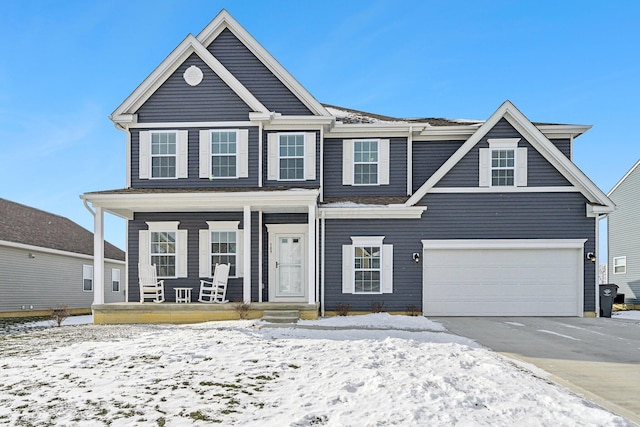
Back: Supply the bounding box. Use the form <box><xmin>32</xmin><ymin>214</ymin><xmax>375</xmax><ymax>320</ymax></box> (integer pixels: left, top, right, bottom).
<box><xmin>320</xmin><ymin>126</ymin><xmax>324</xmax><ymax>202</ymax></box>
<box><xmin>407</xmin><ymin>126</ymin><xmax>413</xmax><ymax>195</ymax></box>
<box><xmin>258</xmin><ymin>122</ymin><xmax>263</xmax><ymax>188</ymax></box>
<box><xmin>595</xmin><ymin>213</ymin><xmax>606</xmax><ymax>317</ymax></box>
<box><xmin>320</xmin><ymin>212</ymin><xmax>326</xmax><ymax>317</ymax></box>
<box><xmin>258</xmin><ymin>210</ymin><xmax>263</xmax><ymax>303</ymax></box>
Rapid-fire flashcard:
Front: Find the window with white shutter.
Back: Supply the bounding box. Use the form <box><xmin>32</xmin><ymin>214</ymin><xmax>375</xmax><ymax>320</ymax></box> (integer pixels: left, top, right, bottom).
<box><xmin>342</xmin><ymin>236</ymin><xmax>393</xmax><ymax>294</ymax></box>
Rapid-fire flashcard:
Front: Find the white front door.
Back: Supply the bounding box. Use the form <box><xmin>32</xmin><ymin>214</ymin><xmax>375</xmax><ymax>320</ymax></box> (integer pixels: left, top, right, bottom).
<box><xmin>266</xmin><ymin>224</ymin><xmax>308</xmax><ymax>302</ymax></box>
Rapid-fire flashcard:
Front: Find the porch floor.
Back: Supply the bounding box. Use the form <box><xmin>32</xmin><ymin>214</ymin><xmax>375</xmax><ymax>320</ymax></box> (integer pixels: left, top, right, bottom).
<box><xmin>92</xmin><ymin>302</ymin><xmax>319</xmax><ymax>324</ymax></box>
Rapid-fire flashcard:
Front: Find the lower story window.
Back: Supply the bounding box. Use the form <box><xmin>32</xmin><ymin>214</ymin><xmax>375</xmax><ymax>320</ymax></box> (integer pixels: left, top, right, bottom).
<box><xmin>83</xmin><ymin>265</ymin><xmax>93</xmax><ymax>292</ymax></box>
<box><xmin>112</xmin><ymin>268</ymin><xmax>121</xmax><ymax>292</ymax></box>
<box><xmin>354</xmin><ymin>246</ymin><xmax>381</xmax><ymax>293</ymax></box>
<box><xmin>151</xmin><ymin>231</ymin><xmax>176</xmax><ymax>277</ymax></box>
<box><xmin>613</xmin><ymin>256</ymin><xmax>626</xmax><ymax>274</ymax></box>
<box><xmin>211</xmin><ymin>231</ymin><xmax>237</xmax><ymax>276</ymax></box>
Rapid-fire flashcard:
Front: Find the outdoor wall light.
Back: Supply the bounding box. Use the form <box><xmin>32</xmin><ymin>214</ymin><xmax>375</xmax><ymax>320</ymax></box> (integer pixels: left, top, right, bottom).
<box><xmin>412</xmin><ymin>252</ymin><xmax>421</xmax><ymax>263</ymax></box>
<box><xmin>586</xmin><ymin>252</ymin><xmax>596</xmax><ymax>262</ymax></box>
<box><xmin>28</xmin><ymin>253</ymin><xmax>35</xmax><ymax>259</ymax></box>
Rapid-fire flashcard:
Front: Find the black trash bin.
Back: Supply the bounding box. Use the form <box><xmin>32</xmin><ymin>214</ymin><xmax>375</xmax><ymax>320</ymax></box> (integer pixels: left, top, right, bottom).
<box><xmin>599</xmin><ymin>284</ymin><xmax>619</xmax><ymax>318</ymax></box>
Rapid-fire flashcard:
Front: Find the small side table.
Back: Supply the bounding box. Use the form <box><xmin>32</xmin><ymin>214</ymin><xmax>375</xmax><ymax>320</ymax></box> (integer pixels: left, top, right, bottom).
<box><xmin>175</xmin><ymin>287</ymin><xmax>192</xmax><ymax>303</ymax></box>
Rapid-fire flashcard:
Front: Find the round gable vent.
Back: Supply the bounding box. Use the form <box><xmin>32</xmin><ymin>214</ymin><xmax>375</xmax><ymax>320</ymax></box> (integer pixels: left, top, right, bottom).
<box><xmin>183</xmin><ymin>65</ymin><xmax>204</xmax><ymax>86</ymax></box>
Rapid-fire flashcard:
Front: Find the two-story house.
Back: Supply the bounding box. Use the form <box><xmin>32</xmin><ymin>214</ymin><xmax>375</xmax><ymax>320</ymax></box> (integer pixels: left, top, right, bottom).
<box><xmin>607</xmin><ymin>159</ymin><xmax>640</xmax><ymax>307</ymax></box>
<box><xmin>82</xmin><ymin>10</ymin><xmax>614</xmax><ymax>322</ymax></box>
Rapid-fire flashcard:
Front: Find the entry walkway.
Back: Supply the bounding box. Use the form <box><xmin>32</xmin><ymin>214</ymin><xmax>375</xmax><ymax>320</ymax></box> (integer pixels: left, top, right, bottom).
<box><xmin>433</xmin><ymin>317</ymin><xmax>640</xmax><ymax>425</ymax></box>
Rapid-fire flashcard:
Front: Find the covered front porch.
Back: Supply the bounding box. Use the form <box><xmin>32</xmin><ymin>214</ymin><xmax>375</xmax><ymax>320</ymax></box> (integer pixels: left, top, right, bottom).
<box><xmin>81</xmin><ymin>188</ymin><xmax>321</xmax><ymax>324</ymax></box>
<box><xmin>92</xmin><ymin>301</ymin><xmax>319</xmax><ymax>324</ymax></box>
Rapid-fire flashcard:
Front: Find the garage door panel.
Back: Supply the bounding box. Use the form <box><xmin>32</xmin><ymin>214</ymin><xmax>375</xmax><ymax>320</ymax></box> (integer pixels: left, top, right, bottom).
<box><xmin>423</xmin><ymin>243</ymin><xmax>582</xmax><ymax>316</ymax></box>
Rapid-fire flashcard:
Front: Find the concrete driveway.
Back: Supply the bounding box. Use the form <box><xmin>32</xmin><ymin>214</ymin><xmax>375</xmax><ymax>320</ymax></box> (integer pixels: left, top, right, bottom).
<box><xmin>432</xmin><ymin>317</ymin><xmax>640</xmax><ymax>425</ymax></box>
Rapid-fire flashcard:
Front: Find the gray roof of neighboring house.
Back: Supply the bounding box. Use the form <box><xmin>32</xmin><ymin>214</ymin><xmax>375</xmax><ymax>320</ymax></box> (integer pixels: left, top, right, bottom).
<box><xmin>0</xmin><ymin>198</ymin><xmax>125</xmax><ymax>261</ymax></box>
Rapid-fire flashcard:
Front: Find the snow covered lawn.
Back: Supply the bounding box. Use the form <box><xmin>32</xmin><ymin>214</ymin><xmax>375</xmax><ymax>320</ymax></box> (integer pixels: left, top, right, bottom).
<box><xmin>0</xmin><ymin>314</ymin><xmax>633</xmax><ymax>426</ymax></box>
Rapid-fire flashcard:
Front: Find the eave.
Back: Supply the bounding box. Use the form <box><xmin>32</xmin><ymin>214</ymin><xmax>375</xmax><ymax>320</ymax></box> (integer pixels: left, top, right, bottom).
<box><xmin>319</xmin><ymin>205</ymin><xmax>426</xmax><ymax>219</ymax></box>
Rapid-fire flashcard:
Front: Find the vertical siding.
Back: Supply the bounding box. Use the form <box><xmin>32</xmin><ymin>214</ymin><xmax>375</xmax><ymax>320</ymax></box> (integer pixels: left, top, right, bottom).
<box><xmin>323</xmin><ymin>192</ymin><xmax>595</xmax><ymax>312</ymax></box>
<box><xmin>207</xmin><ymin>29</ymin><xmax>313</xmax><ymax>116</ymax></box>
<box><xmin>608</xmin><ymin>164</ymin><xmax>640</xmax><ymax>303</ymax></box>
<box><xmin>263</xmin><ymin>130</ymin><xmax>320</xmax><ymax>188</ymax></box>
<box><xmin>412</xmin><ymin>140</ymin><xmax>464</xmax><ymax>192</ymax></box>
<box><xmin>0</xmin><ymin>245</ymin><xmax>125</xmax><ymax>313</ymax></box>
<box><xmin>136</xmin><ymin>54</ymin><xmax>252</xmax><ymax>122</ymax></box>
<box><xmin>323</xmin><ymin>137</ymin><xmax>408</xmax><ymax>197</ymax></box>
<box><xmin>130</xmin><ymin>126</ymin><xmax>259</xmax><ymax>189</ymax></box>
<box><xmin>437</xmin><ymin>119</ymin><xmax>571</xmax><ymax>187</ymax></box>
<box><xmin>129</xmin><ymin>212</ymin><xmax>258</xmax><ymax>303</ymax></box>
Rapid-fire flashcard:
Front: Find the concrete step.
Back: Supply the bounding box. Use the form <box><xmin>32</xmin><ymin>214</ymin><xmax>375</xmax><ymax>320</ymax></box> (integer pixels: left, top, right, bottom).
<box><xmin>262</xmin><ymin>310</ymin><xmax>300</xmax><ymax>323</ymax></box>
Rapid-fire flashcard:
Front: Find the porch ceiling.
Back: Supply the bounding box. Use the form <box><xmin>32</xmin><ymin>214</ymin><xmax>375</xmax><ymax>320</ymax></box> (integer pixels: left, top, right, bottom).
<box><xmin>81</xmin><ymin>188</ymin><xmax>320</xmax><ymax>219</ymax></box>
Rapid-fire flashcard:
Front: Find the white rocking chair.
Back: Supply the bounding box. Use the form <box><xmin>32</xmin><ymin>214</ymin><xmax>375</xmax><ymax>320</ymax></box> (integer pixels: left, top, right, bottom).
<box><xmin>198</xmin><ymin>263</ymin><xmax>230</xmax><ymax>303</ymax></box>
<box><xmin>139</xmin><ymin>263</ymin><xmax>165</xmax><ymax>303</ymax></box>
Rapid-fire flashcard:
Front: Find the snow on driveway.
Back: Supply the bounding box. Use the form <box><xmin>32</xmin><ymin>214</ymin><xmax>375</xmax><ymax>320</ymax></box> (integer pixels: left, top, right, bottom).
<box><xmin>0</xmin><ymin>313</ymin><xmax>633</xmax><ymax>426</ymax></box>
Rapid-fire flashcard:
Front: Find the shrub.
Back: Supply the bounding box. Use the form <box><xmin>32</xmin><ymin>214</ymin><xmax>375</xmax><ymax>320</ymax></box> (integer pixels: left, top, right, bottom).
<box><xmin>335</xmin><ymin>303</ymin><xmax>351</xmax><ymax>316</ymax></box>
<box><xmin>370</xmin><ymin>301</ymin><xmax>385</xmax><ymax>313</ymax></box>
<box><xmin>233</xmin><ymin>300</ymin><xmax>251</xmax><ymax>319</ymax></box>
<box><xmin>405</xmin><ymin>305</ymin><xmax>421</xmax><ymax>317</ymax></box>
<box><xmin>51</xmin><ymin>305</ymin><xmax>71</xmax><ymax>327</ymax></box>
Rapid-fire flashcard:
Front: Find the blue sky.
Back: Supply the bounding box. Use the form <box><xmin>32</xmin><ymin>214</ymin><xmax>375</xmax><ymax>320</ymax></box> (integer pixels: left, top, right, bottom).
<box><xmin>1</xmin><ymin>1</ymin><xmax>639</xmax><ymax>252</ymax></box>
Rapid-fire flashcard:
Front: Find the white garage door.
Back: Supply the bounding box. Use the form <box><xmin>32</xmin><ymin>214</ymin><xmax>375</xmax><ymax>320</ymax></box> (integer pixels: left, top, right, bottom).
<box><xmin>422</xmin><ymin>239</ymin><xmax>585</xmax><ymax>316</ymax></box>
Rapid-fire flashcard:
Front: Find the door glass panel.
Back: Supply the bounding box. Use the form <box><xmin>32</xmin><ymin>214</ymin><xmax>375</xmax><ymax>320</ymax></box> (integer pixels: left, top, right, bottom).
<box><xmin>278</xmin><ymin>236</ymin><xmax>303</xmax><ymax>296</ymax></box>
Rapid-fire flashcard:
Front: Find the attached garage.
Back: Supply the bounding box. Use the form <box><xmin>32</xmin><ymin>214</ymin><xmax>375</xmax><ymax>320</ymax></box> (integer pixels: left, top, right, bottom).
<box><xmin>422</xmin><ymin>239</ymin><xmax>586</xmax><ymax>316</ymax></box>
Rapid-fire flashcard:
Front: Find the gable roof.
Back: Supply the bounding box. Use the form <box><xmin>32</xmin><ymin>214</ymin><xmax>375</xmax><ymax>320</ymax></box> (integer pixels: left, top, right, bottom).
<box><xmin>0</xmin><ymin>198</ymin><xmax>124</xmax><ymax>261</ymax></box>
<box><xmin>405</xmin><ymin>100</ymin><xmax>615</xmax><ymax>211</ymax></box>
<box><xmin>608</xmin><ymin>158</ymin><xmax>640</xmax><ymax>196</ymax></box>
<box><xmin>111</xmin><ymin>10</ymin><xmax>329</xmax><ymax>126</ymax></box>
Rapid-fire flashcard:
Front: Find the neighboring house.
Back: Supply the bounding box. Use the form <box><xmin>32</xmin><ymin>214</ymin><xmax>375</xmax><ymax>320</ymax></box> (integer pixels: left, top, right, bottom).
<box><xmin>82</xmin><ymin>10</ymin><xmax>614</xmax><ymax>318</ymax></box>
<box><xmin>0</xmin><ymin>198</ymin><xmax>125</xmax><ymax>317</ymax></box>
<box><xmin>607</xmin><ymin>159</ymin><xmax>640</xmax><ymax>306</ymax></box>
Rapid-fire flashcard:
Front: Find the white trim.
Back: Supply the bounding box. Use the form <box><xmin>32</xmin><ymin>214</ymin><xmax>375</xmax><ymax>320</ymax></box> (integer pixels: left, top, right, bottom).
<box><xmin>111</xmin><ymin>268</ymin><xmax>121</xmax><ymax>292</ymax></box>
<box><xmin>243</xmin><ymin>205</ymin><xmax>251</xmax><ymax>303</ymax></box>
<box><xmin>342</xmin><ymin>236</ymin><xmax>393</xmax><ymax>295</ymax></box>
<box><xmin>196</xmin><ymin>11</ymin><xmax>330</xmax><ymax>117</ymax></box>
<box><xmin>203</xmin><ymin>129</ymin><xmax>243</xmax><ymax>179</ymax></box>
<box><xmin>128</xmin><ymin>121</ymin><xmax>254</xmax><ymax>129</ymax></box>
<box><xmin>407</xmin><ymin>127</ymin><xmax>413</xmax><ymax>195</ymax></box>
<box><xmin>111</xmin><ymin>34</ymin><xmax>268</xmax><ymax>124</ymax></box>
<box><xmin>488</xmin><ymin>138</ymin><xmax>520</xmax><ymax>148</ymax></box>
<box><xmin>204</xmin><ymin>221</ymin><xmax>243</xmax><ymax>278</ymax></box>
<box><xmin>83</xmin><ymin>264</ymin><xmax>94</xmax><ymax>292</ymax></box>
<box><xmin>612</xmin><ymin>256</ymin><xmax>627</xmax><ymax>274</ymax></box>
<box><xmin>146</xmin><ymin>221</ymin><xmax>180</xmax><ymax>231</ymax></box>
<box><xmin>427</xmin><ymin>186</ymin><xmax>579</xmax><ymax>193</ymax></box>
<box><xmin>421</xmin><ymin>239</ymin><xmax>587</xmax><ymax>250</ymax></box>
<box><xmin>320</xmin><ymin>206</ymin><xmax>426</xmax><ymax>219</ymax></box>
<box><xmin>407</xmin><ymin>100</ymin><xmax>614</xmax><ymax>210</ymax></box>
<box><xmin>0</xmin><ymin>240</ymin><xmax>125</xmax><ymax>264</ymax></box>
<box><xmin>351</xmin><ymin>236</ymin><xmax>385</xmax><ymax>246</ymax></box>
<box><xmin>265</xmin><ymin>223</ymin><xmax>309</xmax><ymax>302</ymax></box>
<box><xmin>608</xmin><ymin>159</ymin><xmax>640</xmax><ymax>196</ymax></box>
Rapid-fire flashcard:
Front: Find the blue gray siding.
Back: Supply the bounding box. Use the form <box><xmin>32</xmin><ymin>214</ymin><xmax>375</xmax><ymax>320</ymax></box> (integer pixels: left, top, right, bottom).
<box><xmin>437</xmin><ymin>119</ymin><xmax>571</xmax><ymax>187</ymax></box>
<box><xmin>608</xmin><ymin>163</ymin><xmax>640</xmax><ymax>303</ymax></box>
<box><xmin>128</xmin><ymin>212</ymin><xmax>259</xmax><ymax>303</ymax></box>
<box><xmin>207</xmin><ymin>29</ymin><xmax>313</xmax><ymax>116</ymax></box>
<box><xmin>130</xmin><ymin>126</ymin><xmax>259</xmax><ymax>189</ymax></box>
<box><xmin>549</xmin><ymin>138</ymin><xmax>571</xmax><ymax>159</ymax></box>
<box><xmin>412</xmin><ymin>140</ymin><xmax>464</xmax><ymax>193</ymax></box>
<box><xmin>136</xmin><ymin>54</ymin><xmax>252</xmax><ymax>122</ymax></box>
<box><xmin>323</xmin><ymin>192</ymin><xmax>596</xmax><ymax>312</ymax></box>
<box><xmin>323</xmin><ymin>137</ymin><xmax>408</xmax><ymax>197</ymax></box>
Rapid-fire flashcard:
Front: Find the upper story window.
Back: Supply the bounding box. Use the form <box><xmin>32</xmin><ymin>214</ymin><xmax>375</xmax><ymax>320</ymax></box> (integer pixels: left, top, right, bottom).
<box><xmin>479</xmin><ymin>138</ymin><xmax>527</xmax><ymax>187</ymax></box>
<box><xmin>279</xmin><ymin>134</ymin><xmax>305</xmax><ymax>180</ymax></box>
<box><xmin>342</xmin><ymin>139</ymin><xmax>389</xmax><ymax>186</ymax></box>
<box><xmin>267</xmin><ymin>132</ymin><xmax>316</xmax><ymax>181</ymax></box>
<box><xmin>139</xmin><ymin>130</ymin><xmax>188</xmax><ymax>180</ymax></box>
<box><xmin>199</xmin><ymin>129</ymin><xmax>249</xmax><ymax>179</ymax></box>
<box><xmin>354</xmin><ymin>140</ymin><xmax>378</xmax><ymax>185</ymax></box>
<box><xmin>151</xmin><ymin>132</ymin><xmax>177</xmax><ymax>178</ymax></box>
<box><xmin>613</xmin><ymin>256</ymin><xmax>626</xmax><ymax>274</ymax></box>
<box><xmin>212</xmin><ymin>130</ymin><xmax>237</xmax><ymax>178</ymax></box>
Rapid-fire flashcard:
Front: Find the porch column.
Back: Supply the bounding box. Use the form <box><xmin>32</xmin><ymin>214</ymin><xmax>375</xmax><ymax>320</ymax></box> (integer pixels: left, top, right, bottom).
<box><xmin>93</xmin><ymin>206</ymin><xmax>105</xmax><ymax>305</ymax></box>
<box><xmin>308</xmin><ymin>204</ymin><xmax>316</xmax><ymax>304</ymax></box>
<box><xmin>243</xmin><ymin>205</ymin><xmax>251</xmax><ymax>303</ymax></box>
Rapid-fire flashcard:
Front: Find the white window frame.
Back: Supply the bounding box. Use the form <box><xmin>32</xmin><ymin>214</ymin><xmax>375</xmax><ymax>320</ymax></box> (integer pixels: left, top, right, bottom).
<box><xmin>150</xmin><ymin>230</ymin><xmax>177</xmax><ymax>278</ymax></box>
<box><xmin>342</xmin><ymin>236</ymin><xmax>393</xmax><ymax>294</ymax></box>
<box><xmin>199</xmin><ymin>221</ymin><xmax>244</xmax><ymax>278</ymax></box>
<box><xmin>139</xmin><ymin>221</ymin><xmax>188</xmax><ymax>279</ymax></box>
<box><xmin>111</xmin><ymin>268</ymin><xmax>121</xmax><ymax>292</ymax></box>
<box><xmin>353</xmin><ymin>140</ymin><xmax>379</xmax><ymax>185</ymax></box>
<box><xmin>139</xmin><ymin>130</ymin><xmax>188</xmax><ymax>180</ymax></box>
<box><xmin>267</xmin><ymin>132</ymin><xmax>316</xmax><ymax>181</ymax></box>
<box><xmin>342</xmin><ymin>139</ymin><xmax>389</xmax><ymax>186</ymax></box>
<box><xmin>278</xmin><ymin>133</ymin><xmax>305</xmax><ymax>181</ymax></box>
<box><xmin>479</xmin><ymin>138</ymin><xmax>527</xmax><ymax>187</ymax></box>
<box><xmin>199</xmin><ymin>129</ymin><xmax>249</xmax><ymax>179</ymax></box>
<box><xmin>613</xmin><ymin>256</ymin><xmax>627</xmax><ymax>274</ymax></box>
<box><xmin>211</xmin><ymin>129</ymin><xmax>238</xmax><ymax>179</ymax></box>
<box><xmin>83</xmin><ymin>264</ymin><xmax>93</xmax><ymax>292</ymax></box>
